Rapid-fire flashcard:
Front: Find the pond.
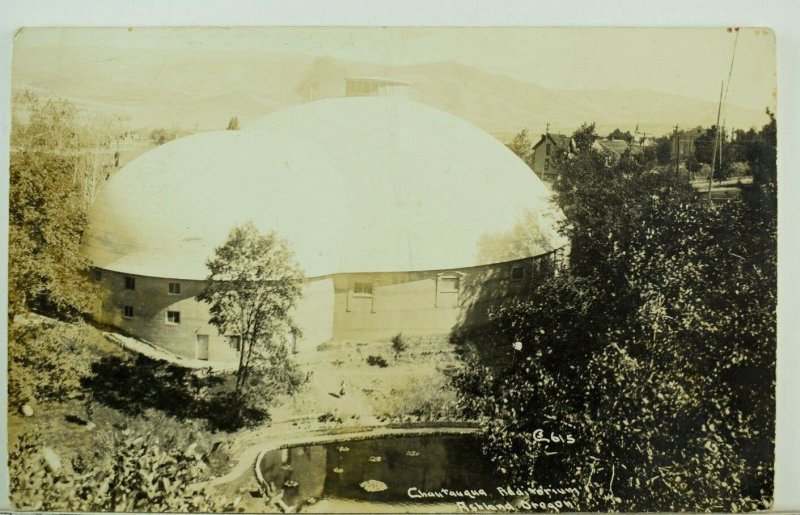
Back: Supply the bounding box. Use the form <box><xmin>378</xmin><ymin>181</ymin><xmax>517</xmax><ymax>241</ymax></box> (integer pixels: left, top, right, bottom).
<box><xmin>258</xmin><ymin>434</ymin><xmax>511</xmax><ymax>512</ymax></box>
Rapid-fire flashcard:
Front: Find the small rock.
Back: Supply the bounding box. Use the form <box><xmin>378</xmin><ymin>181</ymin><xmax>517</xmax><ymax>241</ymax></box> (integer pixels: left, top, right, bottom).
<box><xmin>20</xmin><ymin>404</ymin><xmax>34</xmax><ymax>417</ymax></box>
<box><xmin>42</xmin><ymin>447</ymin><xmax>61</xmax><ymax>474</ymax></box>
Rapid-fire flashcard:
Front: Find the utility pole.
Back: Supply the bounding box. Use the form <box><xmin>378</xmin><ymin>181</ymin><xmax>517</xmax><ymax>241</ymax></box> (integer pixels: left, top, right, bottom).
<box><xmin>708</xmin><ymin>81</ymin><xmax>724</xmax><ymax>204</ymax></box>
<box><xmin>719</xmin><ymin>119</ymin><xmax>726</xmax><ymax>176</ymax></box>
<box><xmin>673</xmin><ymin>124</ymin><xmax>680</xmax><ymax>175</ymax></box>
<box><xmin>635</xmin><ymin>124</ymin><xmax>649</xmax><ymax>159</ymax></box>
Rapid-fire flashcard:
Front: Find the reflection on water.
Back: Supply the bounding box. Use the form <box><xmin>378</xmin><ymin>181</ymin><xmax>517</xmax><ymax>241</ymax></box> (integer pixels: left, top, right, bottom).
<box><xmin>259</xmin><ymin>435</ymin><xmax>502</xmax><ymax>509</ymax></box>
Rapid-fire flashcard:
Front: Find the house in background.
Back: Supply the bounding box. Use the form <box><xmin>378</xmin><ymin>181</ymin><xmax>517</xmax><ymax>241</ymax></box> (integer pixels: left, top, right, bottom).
<box><xmin>530</xmin><ymin>133</ymin><xmax>575</xmax><ymax>181</ymax></box>
<box><xmin>593</xmin><ymin>138</ymin><xmax>645</xmax><ymax>164</ymax></box>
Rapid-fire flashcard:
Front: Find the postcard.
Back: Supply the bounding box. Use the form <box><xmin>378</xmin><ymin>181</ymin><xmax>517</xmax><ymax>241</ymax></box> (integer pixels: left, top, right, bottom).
<box><xmin>6</xmin><ymin>27</ymin><xmax>777</xmax><ymax>513</ymax></box>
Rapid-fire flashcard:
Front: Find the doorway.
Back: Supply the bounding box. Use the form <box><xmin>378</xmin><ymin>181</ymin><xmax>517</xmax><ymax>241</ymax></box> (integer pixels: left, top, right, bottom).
<box><xmin>196</xmin><ymin>334</ymin><xmax>209</xmax><ymax>360</ymax></box>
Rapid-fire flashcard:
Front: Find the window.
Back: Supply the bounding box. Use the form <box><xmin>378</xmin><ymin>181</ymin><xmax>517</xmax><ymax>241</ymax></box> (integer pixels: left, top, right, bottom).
<box><xmin>438</xmin><ymin>276</ymin><xmax>460</xmax><ymax>293</ymax></box>
<box><xmin>544</xmin><ymin>158</ymin><xmax>550</xmax><ymax>172</ymax></box>
<box><xmin>123</xmin><ymin>305</ymin><xmax>134</xmax><ymax>318</ymax></box>
<box><xmin>353</xmin><ymin>281</ymin><xmax>373</xmax><ymax>296</ymax></box>
<box><xmin>166</xmin><ymin>311</ymin><xmax>181</xmax><ymax>325</ymax></box>
<box><xmin>511</xmin><ymin>265</ymin><xmax>525</xmax><ymax>281</ymax></box>
<box><xmin>546</xmin><ymin>143</ymin><xmax>552</xmax><ymax>156</ymax></box>
<box><xmin>227</xmin><ymin>335</ymin><xmax>241</xmax><ymax>351</ymax></box>
<box><xmin>125</xmin><ymin>276</ymin><xmax>136</xmax><ymax>290</ymax></box>
<box><xmin>168</xmin><ymin>282</ymin><xmax>181</xmax><ymax>295</ymax></box>
<box><xmin>92</xmin><ymin>269</ymin><xmax>102</xmax><ymax>281</ymax></box>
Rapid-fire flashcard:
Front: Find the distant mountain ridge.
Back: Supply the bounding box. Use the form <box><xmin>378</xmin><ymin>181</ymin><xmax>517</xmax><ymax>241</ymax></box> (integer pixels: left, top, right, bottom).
<box><xmin>12</xmin><ymin>45</ymin><xmax>769</xmax><ymax>139</ymax></box>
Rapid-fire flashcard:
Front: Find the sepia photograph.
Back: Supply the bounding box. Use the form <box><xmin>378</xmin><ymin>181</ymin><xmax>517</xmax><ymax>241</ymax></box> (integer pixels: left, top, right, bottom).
<box><xmin>2</xmin><ymin>18</ymin><xmax>784</xmax><ymax>514</ymax></box>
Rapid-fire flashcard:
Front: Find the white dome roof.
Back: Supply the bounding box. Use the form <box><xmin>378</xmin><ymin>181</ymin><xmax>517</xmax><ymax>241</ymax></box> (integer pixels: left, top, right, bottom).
<box><xmin>82</xmin><ymin>97</ymin><xmax>566</xmax><ymax>280</ymax></box>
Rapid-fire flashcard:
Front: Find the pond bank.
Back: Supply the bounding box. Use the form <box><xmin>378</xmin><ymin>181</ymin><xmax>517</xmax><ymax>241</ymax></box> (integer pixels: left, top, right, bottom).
<box><xmin>198</xmin><ymin>422</ymin><xmax>480</xmax><ymax>489</ymax></box>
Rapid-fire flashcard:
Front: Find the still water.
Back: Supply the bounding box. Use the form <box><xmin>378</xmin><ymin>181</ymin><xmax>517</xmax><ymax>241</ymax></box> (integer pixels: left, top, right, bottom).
<box><xmin>258</xmin><ymin>434</ymin><xmax>505</xmax><ymax>510</ymax></box>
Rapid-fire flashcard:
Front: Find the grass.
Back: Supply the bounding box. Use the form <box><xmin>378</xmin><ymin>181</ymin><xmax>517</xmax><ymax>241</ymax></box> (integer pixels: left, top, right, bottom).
<box><xmin>8</xmin><ymin>317</ymin><xmax>466</xmax><ymax>509</ymax></box>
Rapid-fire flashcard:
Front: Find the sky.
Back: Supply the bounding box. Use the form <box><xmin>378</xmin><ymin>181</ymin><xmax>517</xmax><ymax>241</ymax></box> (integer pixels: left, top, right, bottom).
<box><xmin>13</xmin><ymin>27</ymin><xmax>776</xmax><ymax>112</ymax></box>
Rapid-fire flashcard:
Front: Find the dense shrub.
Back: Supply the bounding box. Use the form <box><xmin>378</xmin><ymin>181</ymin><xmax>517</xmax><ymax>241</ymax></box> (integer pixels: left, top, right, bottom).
<box><xmin>8</xmin><ymin>320</ymin><xmax>94</xmax><ymax>407</ymax></box>
<box><xmin>391</xmin><ymin>332</ymin><xmax>407</xmax><ymax>359</ymax></box>
<box><xmin>9</xmin><ymin>429</ymin><xmax>237</xmax><ymax>512</ymax></box>
<box><xmin>452</xmin><ymin>118</ymin><xmax>776</xmax><ymax>512</ymax></box>
<box><xmin>366</xmin><ymin>355</ymin><xmax>388</xmax><ymax>368</ymax></box>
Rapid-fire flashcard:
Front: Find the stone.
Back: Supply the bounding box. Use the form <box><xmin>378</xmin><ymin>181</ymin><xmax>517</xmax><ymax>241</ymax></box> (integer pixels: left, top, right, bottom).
<box><xmin>20</xmin><ymin>404</ymin><xmax>34</xmax><ymax>417</ymax></box>
<box><xmin>42</xmin><ymin>447</ymin><xmax>61</xmax><ymax>474</ymax></box>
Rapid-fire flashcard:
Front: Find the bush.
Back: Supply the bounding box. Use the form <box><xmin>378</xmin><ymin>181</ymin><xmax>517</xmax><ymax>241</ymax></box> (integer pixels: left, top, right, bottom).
<box><xmin>8</xmin><ymin>320</ymin><xmax>94</xmax><ymax>407</ymax></box>
<box><xmin>9</xmin><ymin>429</ymin><xmax>238</xmax><ymax>512</ymax></box>
<box><xmin>391</xmin><ymin>332</ymin><xmax>407</xmax><ymax>359</ymax></box>
<box><xmin>453</xmin><ymin>126</ymin><xmax>776</xmax><ymax>512</ymax></box>
<box><xmin>366</xmin><ymin>355</ymin><xmax>388</xmax><ymax>368</ymax></box>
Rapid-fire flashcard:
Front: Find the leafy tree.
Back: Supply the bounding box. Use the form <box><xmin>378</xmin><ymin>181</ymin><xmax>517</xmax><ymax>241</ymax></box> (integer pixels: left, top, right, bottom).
<box><xmin>12</xmin><ymin>91</ymin><xmax>122</xmax><ymax>207</ymax></box>
<box><xmin>452</xmin><ymin>122</ymin><xmax>776</xmax><ymax>511</ymax></box>
<box><xmin>606</xmin><ymin>128</ymin><xmax>633</xmax><ymax>143</ymax></box>
<box><xmin>652</xmin><ymin>135</ymin><xmax>673</xmax><ymax>165</ymax></box>
<box><xmin>476</xmin><ymin>211</ymin><xmax>553</xmax><ymax>263</ymax></box>
<box><xmin>570</xmin><ymin>122</ymin><xmax>599</xmax><ymax>153</ymax></box>
<box><xmin>506</xmin><ymin>129</ymin><xmax>533</xmax><ymax>165</ymax></box>
<box><xmin>197</xmin><ymin>222</ymin><xmax>306</xmax><ymax>422</ymax></box>
<box><xmin>8</xmin><ymin>320</ymin><xmax>93</xmax><ymax>407</ymax></box>
<box><xmin>9</xmin><ymin>144</ymin><xmax>97</xmax><ymax>320</ymax></box>
<box><xmin>226</xmin><ymin>116</ymin><xmax>240</xmax><ymax>130</ymax></box>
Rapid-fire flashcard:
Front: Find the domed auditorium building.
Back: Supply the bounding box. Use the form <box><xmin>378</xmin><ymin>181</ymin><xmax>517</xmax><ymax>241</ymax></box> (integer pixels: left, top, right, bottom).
<box><xmin>81</xmin><ymin>84</ymin><xmax>567</xmax><ymax>364</ymax></box>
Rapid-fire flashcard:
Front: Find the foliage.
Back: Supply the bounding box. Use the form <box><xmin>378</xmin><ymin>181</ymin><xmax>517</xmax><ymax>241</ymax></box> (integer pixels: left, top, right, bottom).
<box><xmin>453</xmin><ymin>118</ymin><xmax>776</xmax><ymax>511</ymax></box>
<box><xmin>150</xmin><ymin>127</ymin><xmax>179</xmax><ymax>145</ymax></box>
<box><xmin>606</xmin><ymin>128</ymin><xmax>633</xmax><ymax>143</ymax></box>
<box><xmin>506</xmin><ymin>129</ymin><xmax>534</xmax><ymax>165</ymax></box>
<box><xmin>9</xmin><ymin>93</ymin><xmax>103</xmax><ymax>320</ymax></box>
<box><xmin>366</xmin><ymin>355</ymin><xmax>389</xmax><ymax>368</ymax></box>
<box><xmin>652</xmin><ymin>135</ymin><xmax>673</xmax><ymax>165</ymax></box>
<box><xmin>197</xmin><ymin>222</ymin><xmax>306</xmax><ymax>423</ymax></box>
<box><xmin>476</xmin><ymin>211</ymin><xmax>554</xmax><ymax>263</ymax></box>
<box><xmin>12</xmin><ymin>91</ymin><xmax>124</xmax><ymax>207</ymax></box>
<box><xmin>383</xmin><ymin>373</ymin><xmax>459</xmax><ymax>422</ymax></box>
<box><xmin>8</xmin><ymin>320</ymin><xmax>94</xmax><ymax>407</ymax></box>
<box><xmin>570</xmin><ymin>122</ymin><xmax>599</xmax><ymax>153</ymax></box>
<box><xmin>9</xmin><ymin>429</ymin><xmax>237</xmax><ymax>512</ymax></box>
<box><xmin>391</xmin><ymin>332</ymin><xmax>408</xmax><ymax>359</ymax></box>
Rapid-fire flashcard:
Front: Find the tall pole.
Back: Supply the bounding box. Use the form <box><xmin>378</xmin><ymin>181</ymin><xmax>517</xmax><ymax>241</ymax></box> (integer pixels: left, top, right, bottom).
<box><xmin>673</xmin><ymin>124</ymin><xmax>680</xmax><ymax>175</ymax></box>
<box><xmin>719</xmin><ymin>119</ymin><xmax>726</xmax><ymax>175</ymax></box>
<box><xmin>708</xmin><ymin>81</ymin><xmax>724</xmax><ymax>204</ymax></box>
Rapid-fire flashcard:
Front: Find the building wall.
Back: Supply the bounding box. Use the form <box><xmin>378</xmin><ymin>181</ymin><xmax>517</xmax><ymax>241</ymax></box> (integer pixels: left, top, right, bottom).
<box><xmin>531</xmin><ymin>138</ymin><xmax>559</xmax><ymax>181</ymax></box>
<box><xmin>93</xmin><ymin>250</ymin><xmax>563</xmax><ymax>362</ymax></box>
<box><xmin>329</xmin><ymin>255</ymin><xmax>553</xmax><ymax>343</ymax></box>
<box><xmin>94</xmin><ymin>269</ymin><xmax>337</xmax><ymax>361</ymax></box>
<box><xmin>94</xmin><ymin>270</ymin><xmax>239</xmax><ymax>362</ymax></box>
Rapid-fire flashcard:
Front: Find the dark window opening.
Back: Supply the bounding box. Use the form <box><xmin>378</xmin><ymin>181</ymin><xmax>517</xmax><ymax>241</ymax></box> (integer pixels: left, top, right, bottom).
<box><xmin>354</xmin><ymin>281</ymin><xmax>373</xmax><ymax>295</ymax></box>
<box><xmin>227</xmin><ymin>335</ymin><xmax>242</xmax><ymax>351</ymax></box>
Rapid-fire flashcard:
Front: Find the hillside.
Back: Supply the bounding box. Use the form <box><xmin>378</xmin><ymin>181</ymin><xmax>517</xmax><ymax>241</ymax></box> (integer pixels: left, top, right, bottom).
<box><xmin>12</xmin><ymin>45</ymin><xmax>768</xmax><ymax>138</ymax></box>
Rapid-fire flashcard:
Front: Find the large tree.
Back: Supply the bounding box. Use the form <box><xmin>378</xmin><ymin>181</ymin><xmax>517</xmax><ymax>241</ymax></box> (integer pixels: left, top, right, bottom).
<box><xmin>197</xmin><ymin>222</ymin><xmax>305</xmax><ymax>421</ymax></box>
<box><xmin>506</xmin><ymin>129</ymin><xmax>534</xmax><ymax>166</ymax></box>
<box><xmin>8</xmin><ymin>93</ymin><xmax>105</xmax><ymax>320</ymax></box>
<box><xmin>452</xmin><ymin>119</ymin><xmax>776</xmax><ymax>511</ymax></box>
